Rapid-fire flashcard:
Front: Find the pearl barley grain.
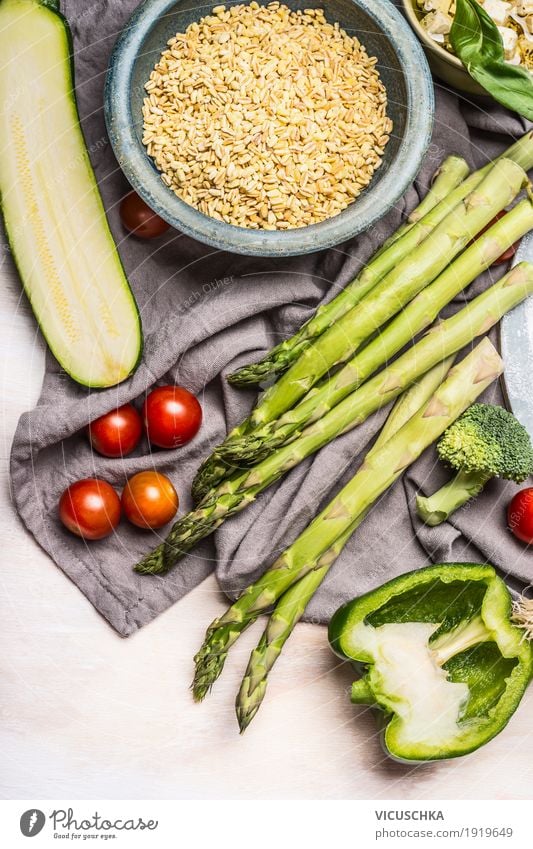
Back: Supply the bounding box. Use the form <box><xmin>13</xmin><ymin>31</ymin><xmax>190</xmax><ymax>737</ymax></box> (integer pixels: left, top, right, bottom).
<box><xmin>142</xmin><ymin>2</ymin><xmax>392</xmax><ymax>230</ymax></box>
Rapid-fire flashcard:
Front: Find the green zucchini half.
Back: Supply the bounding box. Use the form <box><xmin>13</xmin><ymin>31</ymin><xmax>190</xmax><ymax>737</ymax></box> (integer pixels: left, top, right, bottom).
<box><xmin>0</xmin><ymin>0</ymin><xmax>142</xmax><ymax>387</ymax></box>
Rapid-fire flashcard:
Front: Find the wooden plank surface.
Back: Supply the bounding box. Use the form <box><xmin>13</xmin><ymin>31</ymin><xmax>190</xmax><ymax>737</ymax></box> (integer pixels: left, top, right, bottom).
<box><xmin>1</xmin><ymin>250</ymin><xmax>532</xmax><ymax>800</ymax></box>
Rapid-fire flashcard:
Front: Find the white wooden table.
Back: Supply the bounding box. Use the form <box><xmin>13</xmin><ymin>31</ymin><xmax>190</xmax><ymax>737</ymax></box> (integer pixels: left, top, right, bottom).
<box><xmin>2</xmin><ymin>250</ymin><xmax>533</xmax><ymax>801</ymax></box>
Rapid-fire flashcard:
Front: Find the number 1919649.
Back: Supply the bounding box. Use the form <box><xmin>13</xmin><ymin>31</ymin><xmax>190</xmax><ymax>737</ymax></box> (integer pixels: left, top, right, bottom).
<box><xmin>465</xmin><ymin>827</ymin><xmax>513</xmax><ymax>838</ymax></box>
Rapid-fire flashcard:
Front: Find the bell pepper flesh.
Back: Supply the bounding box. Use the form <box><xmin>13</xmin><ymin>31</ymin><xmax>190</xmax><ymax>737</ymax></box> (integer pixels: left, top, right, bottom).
<box><xmin>328</xmin><ymin>563</ymin><xmax>533</xmax><ymax>762</ymax></box>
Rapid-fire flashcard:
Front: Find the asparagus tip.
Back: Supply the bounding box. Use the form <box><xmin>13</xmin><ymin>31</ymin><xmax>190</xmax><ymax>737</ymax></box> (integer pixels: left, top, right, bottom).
<box><xmin>236</xmin><ymin>704</ymin><xmax>258</xmax><ymax>733</ymax></box>
<box><xmin>237</xmin><ymin>715</ymin><xmax>250</xmax><ymax>734</ymax></box>
<box><xmin>133</xmin><ymin>547</ymin><xmax>166</xmax><ymax>575</ymax></box>
<box><xmin>192</xmin><ymin>641</ymin><xmax>230</xmax><ymax>701</ymax></box>
<box><xmin>191</xmin><ymin>680</ymin><xmax>209</xmax><ymax>702</ymax></box>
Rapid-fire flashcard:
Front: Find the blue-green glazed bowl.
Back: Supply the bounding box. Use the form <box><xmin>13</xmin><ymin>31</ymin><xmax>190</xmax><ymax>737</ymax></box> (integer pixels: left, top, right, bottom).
<box><xmin>105</xmin><ymin>0</ymin><xmax>434</xmax><ymax>256</ymax></box>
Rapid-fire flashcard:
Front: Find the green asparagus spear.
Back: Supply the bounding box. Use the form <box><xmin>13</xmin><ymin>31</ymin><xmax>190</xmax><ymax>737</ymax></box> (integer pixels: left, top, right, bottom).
<box><xmin>376</xmin><ymin>156</ymin><xmax>470</xmax><ymax>253</ymax></box>
<box><xmin>193</xmin><ymin>619</ymin><xmax>253</xmax><ymax>703</ymax></box>
<box><xmin>194</xmin><ymin>340</ymin><xmax>501</xmax><ymax>705</ymax></box>
<box><xmin>134</xmin><ymin>261</ymin><xmax>533</xmax><ymax>577</ymax></box>
<box><xmin>191</xmin><ymin>421</ymin><xmax>247</xmax><ymax>504</ymax></box>
<box><xmin>235</xmin><ymin>528</ymin><xmax>356</xmax><ymax>728</ymax></box>
<box><xmin>192</xmin><ymin>457</ymin><xmax>231</xmax><ymax>505</ymax></box>
<box><xmin>407</xmin><ymin>158</ymin><xmax>472</xmax><ymax>225</ymax></box>
<box><xmin>221</xmin><ymin>197</ymin><xmax>533</xmax><ymax>464</ymax></box>
<box><xmin>227</xmin><ymin>132</ymin><xmax>533</xmax><ymax>390</ymax></box>
<box><xmin>235</xmin><ymin>357</ymin><xmax>456</xmax><ymax>729</ymax></box>
<box><xmin>228</xmin><ymin>156</ymin><xmax>469</xmax><ymax>389</ymax></box>
<box><xmin>496</xmin><ymin>130</ymin><xmax>533</xmax><ymax>170</ymax></box>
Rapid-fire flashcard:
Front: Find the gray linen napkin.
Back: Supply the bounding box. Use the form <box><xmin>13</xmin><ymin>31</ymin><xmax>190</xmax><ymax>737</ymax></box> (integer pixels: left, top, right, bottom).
<box><xmin>8</xmin><ymin>0</ymin><xmax>533</xmax><ymax>636</ymax></box>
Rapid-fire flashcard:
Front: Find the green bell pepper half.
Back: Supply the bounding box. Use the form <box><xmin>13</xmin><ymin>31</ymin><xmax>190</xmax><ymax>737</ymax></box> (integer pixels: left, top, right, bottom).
<box><xmin>328</xmin><ymin>563</ymin><xmax>532</xmax><ymax>763</ymax></box>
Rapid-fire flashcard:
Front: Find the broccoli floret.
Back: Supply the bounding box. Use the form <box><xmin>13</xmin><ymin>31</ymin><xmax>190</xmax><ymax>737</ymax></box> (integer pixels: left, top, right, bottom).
<box><xmin>417</xmin><ymin>404</ymin><xmax>533</xmax><ymax>527</ymax></box>
<box><xmin>437</xmin><ymin>404</ymin><xmax>533</xmax><ymax>481</ymax></box>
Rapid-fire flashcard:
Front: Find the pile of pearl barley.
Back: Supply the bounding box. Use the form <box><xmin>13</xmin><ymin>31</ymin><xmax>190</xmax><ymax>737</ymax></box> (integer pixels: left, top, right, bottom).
<box><xmin>142</xmin><ymin>2</ymin><xmax>392</xmax><ymax>230</ymax></box>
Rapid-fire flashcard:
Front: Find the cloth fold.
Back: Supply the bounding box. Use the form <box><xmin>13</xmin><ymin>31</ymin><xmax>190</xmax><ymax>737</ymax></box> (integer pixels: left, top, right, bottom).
<box><xmin>8</xmin><ymin>0</ymin><xmax>533</xmax><ymax>635</ymax></box>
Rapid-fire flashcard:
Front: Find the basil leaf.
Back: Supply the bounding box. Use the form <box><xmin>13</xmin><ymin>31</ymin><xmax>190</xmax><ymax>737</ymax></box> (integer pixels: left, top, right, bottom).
<box><xmin>451</xmin><ymin>0</ymin><xmax>502</xmax><ymax>64</ymax></box>
<box><xmin>470</xmin><ymin>59</ymin><xmax>533</xmax><ymax>119</ymax></box>
<box><xmin>450</xmin><ymin>0</ymin><xmax>533</xmax><ymax>120</ymax></box>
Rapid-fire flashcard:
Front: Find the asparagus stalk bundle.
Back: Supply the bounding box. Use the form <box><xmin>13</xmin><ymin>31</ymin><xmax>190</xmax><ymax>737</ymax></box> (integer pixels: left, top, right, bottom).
<box><xmin>228</xmin><ymin>132</ymin><xmax>533</xmax><ymax>390</ymax></box>
<box><xmin>235</xmin><ymin>357</ymin><xmax>456</xmax><ymax>729</ymax></box>
<box><xmin>134</xmin><ymin>261</ymin><xmax>533</xmax><ymax>577</ymax></box>
<box><xmin>192</xmin><ymin>340</ymin><xmax>502</xmax><ymax>706</ymax></box>
<box><xmin>191</xmin><ymin>158</ymin><xmax>527</xmax><ymax>501</ymax></box>
<box><xmin>242</xmin><ymin>158</ymin><xmax>525</xmax><ymax>430</ymax></box>
<box><xmin>220</xmin><ymin>198</ymin><xmax>533</xmax><ymax>465</ymax></box>
<box><xmin>194</xmin><ymin>143</ymin><xmax>533</xmax><ymax>501</ymax></box>
<box><xmin>228</xmin><ymin>155</ymin><xmax>470</xmax><ymax>389</ymax></box>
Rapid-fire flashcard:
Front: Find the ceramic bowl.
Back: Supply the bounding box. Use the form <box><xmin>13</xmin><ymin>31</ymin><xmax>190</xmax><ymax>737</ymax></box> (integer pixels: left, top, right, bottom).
<box><xmin>105</xmin><ymin>0</ymin><xmax>434</xmax><ymax>256</ymax></box>
<box><xmin>401</xmin><ymin>0</ymin><xmax>487</xmax><ymax>96</ymax></box>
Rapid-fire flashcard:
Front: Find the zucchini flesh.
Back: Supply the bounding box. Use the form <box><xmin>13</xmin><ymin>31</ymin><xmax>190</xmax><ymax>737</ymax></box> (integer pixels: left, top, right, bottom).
<box><xmin>0</xmin><ymin>0</ymin><xmax>142</xmax><ymax>387</ymax></box>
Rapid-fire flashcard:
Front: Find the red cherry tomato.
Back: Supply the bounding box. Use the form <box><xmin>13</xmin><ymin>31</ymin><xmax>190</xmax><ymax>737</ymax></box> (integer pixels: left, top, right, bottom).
<box><xmin>143</xmin><ymin>385</ymin><xmax>202</xmax><ymax>449</ymax></box>
<box><xmin>121</xmin><ymin>471</ymin><xmax>179</xmax><ymax>529</ymax></box>
<box><xmin>491</xmin><ymin>244</ymin><xmax>517</xmax><ymax>266</ymax></box>
<box><xmin>59</xmin><ymin>479</ymin><xmax>121</xmax><ymax>540</ymax></box>
<box><xmin>508</xmin><ymin>487</ymin><xmax>533</xmax><ymax>544</ymax></box>
<box><xmin>469</xmin><ymin>210</ymin><xmax>521</xmax><ymax>266</ymax></box>
<box><xmin>120</xmin><ymin>191</ymin><xmax>170</xmax><ymax>239</ymax></box>
<box><xmin>87</xmin><ymin>403</ymin><xmax>143</xmax><ymax>458</ymax></box>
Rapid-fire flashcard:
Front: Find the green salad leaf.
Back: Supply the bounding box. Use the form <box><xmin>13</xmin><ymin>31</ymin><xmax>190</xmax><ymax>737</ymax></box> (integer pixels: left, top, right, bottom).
<box><xmin>450</xmin><ymin>0</ymin><xmax>533</xmax><ymax>120</ymax></box>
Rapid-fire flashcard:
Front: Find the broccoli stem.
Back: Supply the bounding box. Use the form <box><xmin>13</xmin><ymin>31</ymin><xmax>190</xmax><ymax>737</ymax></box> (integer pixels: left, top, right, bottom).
<box><xmin>416</xmin><ymin>468</ymin><xmax>493</xmax><ymax>526</ymax></box>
